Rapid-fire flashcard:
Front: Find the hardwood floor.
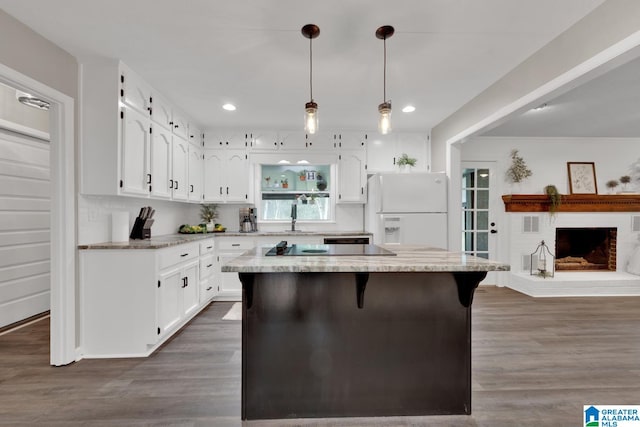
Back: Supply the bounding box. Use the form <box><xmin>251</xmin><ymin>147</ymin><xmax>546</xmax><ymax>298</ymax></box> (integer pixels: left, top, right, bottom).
<box><xmin>1</xmin><ymin>286</ymin><xmax>639</xmax><ymax>426</ymax></box>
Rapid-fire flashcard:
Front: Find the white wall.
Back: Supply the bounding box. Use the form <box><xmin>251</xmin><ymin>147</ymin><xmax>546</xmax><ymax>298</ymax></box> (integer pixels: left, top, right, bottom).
<box><xmin>462</xmin><ymin>136</ymin><xmax>640</xmax><ymax>194</ymax></box>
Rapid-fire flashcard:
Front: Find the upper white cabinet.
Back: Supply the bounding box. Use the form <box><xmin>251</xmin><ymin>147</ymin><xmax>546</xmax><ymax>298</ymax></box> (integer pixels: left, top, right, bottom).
<box><xmin>188</xmin><ymin>125</ymin><xmax>203</xmax><ymax>147</ymax></box>
<box><xmin>338</xmin><ymin>149</ymin><xmax>367</xmax><ymax>203</ymax></box>
<box><xmin>203</xmin><ymin>148</ymin><xmax>250</xmax><ymax>203</ymax></box>
<box><xmin>80</xmin><ymin>59</ymin><xmax>203</xmax><ymax>202</ymax></box>
<box><xmin>206</xmin><ymin>131</ymin><xmax>249</xmax><ymax>149</ymax></box>
<box><xmin>366</xmin><ymin>132</ymin><xmax>429</xmax><ymax>173</ymax></box>
<box><xmin>188</xmin><ymin>143</ymin><xmax>203</xmax><ymax>203</ymax></box>
<box><xmin>332</xmin><ymin>132</ymin><xmax>366</xmax><ymax>150</ymax></box>
<box><xmin>251</xmin><ymin>130</ymin><xmax>279</xmax><ymax>151</ymax></box>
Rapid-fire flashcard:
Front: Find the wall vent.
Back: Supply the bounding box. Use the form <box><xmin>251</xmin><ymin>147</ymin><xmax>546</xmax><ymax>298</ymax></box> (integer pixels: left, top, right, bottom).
<box><xmin>522</xmin><ymin>216</ymin><xmax>540</xmax><ymax>233</ymax></box>
<box><xmin>522</xmin><ymin>254</ymin><xmax>537</xmax><ymax>272</ymax></box>
<box><xmin>633</xmin><ymin>216</ymin><xmax>640</xmax><ymax>232</ymax></box>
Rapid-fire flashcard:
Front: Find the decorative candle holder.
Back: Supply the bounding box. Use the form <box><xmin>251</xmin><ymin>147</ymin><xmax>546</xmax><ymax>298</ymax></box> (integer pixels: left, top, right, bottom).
<box><xmin>530</xmin><ymin>240</ymin><xmax>555</xmax><ymax>278</ymax></box>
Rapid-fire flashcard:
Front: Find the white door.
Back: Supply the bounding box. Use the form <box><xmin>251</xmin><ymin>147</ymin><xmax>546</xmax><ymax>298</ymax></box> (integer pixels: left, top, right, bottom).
<box><xmin>365</xmin><ymin>133</ymin><xmax>396</xmax><ymax>173</ymax></box>
<box><xmin>203</xmin><ymin>149</ymin><xmax>225</xmax><ymax>202</ymax></box>
<box><xmin>150</xmin><ymin>124</ymin><xmax>172</xmax><ymax>199</ymax></box>
<box><xmin>338</xmin><ymin>150</ymin><xmax>366</xmax><ymax>203</ymax></box>
<box><xmin>188</xmin><ymin>144</ymin><xmax>203</xmax><ymax>202</ymax></box>
<box><xmin>120</xmin><ymin>106</ymin><xmax>150</xmax><ymax>196</ymax></box>
<box><xmin>217</xmin><ymin>253</ymin><xmax>242</xmax><ymax>298</ymax></box>
<box><xmin>157</xmin><ymin>268</ymin><xmax>182</xmax><ymax>337</ymax></box>
<box><xmin>171</xmin><ymin>136</ymin><xmax>189</xmax><ymax>201</ymax></box>
<box><xmin>150</xmin><ymin>92</ymin><xmax>173</xmax><ymax>131</ymax></box>
<box><xmin>0</xmin><ymin>129</ymin><xmax>51</xmax><ymax>328</ymax></box>
<box><xmin>225</xmin><ymin>150</ymin><xmax>249</xmax><ymax>202</ymax></box>
<box><xmin>461</xmin><ymin>162</ymin><xmax>501</xmax><ymax>284</ymax></box>
<box><xmin>120</xmin><ymin>64</ymin><xmax>152</xmax><ymax>115</ymax></box>
<box><xmin>182</xmin><ymin>262</ymin><xmax>199</xmax><ymax>317</ymax></box>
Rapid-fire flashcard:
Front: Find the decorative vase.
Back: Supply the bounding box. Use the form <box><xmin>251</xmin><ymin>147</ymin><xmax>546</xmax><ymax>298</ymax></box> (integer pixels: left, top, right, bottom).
<box><xmin>206</xmin><ymin>222</ymin><xmax>214</xmax><ymax>232</ymax></box>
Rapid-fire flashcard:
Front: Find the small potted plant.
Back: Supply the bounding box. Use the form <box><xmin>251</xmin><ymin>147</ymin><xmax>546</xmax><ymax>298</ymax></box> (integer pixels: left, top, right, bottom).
<box><xmin>200</xmin><ymin>204</ymin><xmax>218</xmax><ymax>232</ymax></box>
<box><xmin>299</xmin><ymin>171</ymin><xmax>307</xmax><ymax>181</ymax></box>
<box><xmin>282</xmin><ymin>178</ymin><xmax>289</xmax><ymax>189</ymax></box>
<box><xmin>544</xmin><ymin>185</ymin><xmax>561</xmax><ymax>216</ymax></box>
<box><xmin>309</xmin><ymin>193</ymin><xmax>317</xmax><ymax>204</ymax></box>
<box><xmin>606</xmin><ymin>179</ymin><xmax>619</xmax><ymax>194</ymax></box>
<box><xmin>397</xmin><ymin>153</ymin><xmax>417</xmax><ymax>172</ymax></box>
<box><xmin>620</xmin><ymin>175</ymin><xmax>631</xmax><ymax>192</ymax></box>
<box><xmin>264</xmin><ymin>176</ymin><xmax>271</xmax><ymax>188</ymax></box>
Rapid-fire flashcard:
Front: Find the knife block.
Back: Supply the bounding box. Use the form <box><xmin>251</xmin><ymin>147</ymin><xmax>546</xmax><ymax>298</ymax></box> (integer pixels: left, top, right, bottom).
<box><xmin>129</xmin><ymin>217</ymin><xmax>152</xmax><ymax>240</ymax></box>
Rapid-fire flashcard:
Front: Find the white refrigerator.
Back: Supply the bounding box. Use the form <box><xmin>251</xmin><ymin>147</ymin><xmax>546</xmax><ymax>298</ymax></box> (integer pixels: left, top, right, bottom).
<box><xmin>365</xmin><ymin>172</ymin><xmax>448</xmax><ymax>248</ymax></box>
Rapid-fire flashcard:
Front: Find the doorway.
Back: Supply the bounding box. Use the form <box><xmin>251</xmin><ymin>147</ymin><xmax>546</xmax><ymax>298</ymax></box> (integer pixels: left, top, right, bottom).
<box><xmin>0</xmin><ymin>62</ymin><xmax>76</xmax><ymax>366</ymax></box>
<box><xmin>461</xmin><ymin>161</ymin><xmax>501</xmax><ymax>284</ymax></box>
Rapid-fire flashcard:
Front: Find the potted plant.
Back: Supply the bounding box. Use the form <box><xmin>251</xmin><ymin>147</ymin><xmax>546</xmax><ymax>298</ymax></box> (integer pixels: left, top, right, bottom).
<box><xmin>282</xmin><ymin>178</ymin><xmax>289</xmax><ymax>189</ymax></box>
<box><xmin>397</xmin><ymin>153</ymin><xmax>417</xmax><ymax>172</ymax></box>
<box><xmin>299</xmin><ymin>171</ymin><xmax>307</xmax><ymax>181</ymax></box>
<box><xmin>200</xmin><ymin>204</ymin><xmax>218</xmax><ymax>232</ymax></box>
<box><xmin>544</xmin><ymin>185</ymin><xmax>561</xmax><ymax>216</ymax></box>
<box><xmin>606</xmin><ymin>179</ymin><xmax>619</xmax><ymax>194</ymax></box>
<box><xmin>309</xmin><ymin>193</ymin><xmax>317</xmax><ymax>204</ymax></box>
<box><xmin>620</xmin><ymin>175</ymin><xmax>631</xmax><ymax>192</ymax></box>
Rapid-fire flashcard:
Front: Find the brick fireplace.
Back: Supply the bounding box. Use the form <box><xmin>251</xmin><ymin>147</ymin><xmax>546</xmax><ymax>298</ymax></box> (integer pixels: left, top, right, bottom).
<box><xmin>555</xmin><ymin>227</ymin><xmax>617</xmax><ymax>271</ymax></box>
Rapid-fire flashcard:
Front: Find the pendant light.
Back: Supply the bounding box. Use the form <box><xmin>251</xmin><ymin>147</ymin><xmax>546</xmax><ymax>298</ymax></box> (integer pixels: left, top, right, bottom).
<box><xmin>301</xmin><ymin>24</ymin><xmax>320</xmax><ymax>134</ymax></box>
<box><xmin>376</xmin><ymin>25</ymin><xmax>394</xmax><ymax>135</ymax></box>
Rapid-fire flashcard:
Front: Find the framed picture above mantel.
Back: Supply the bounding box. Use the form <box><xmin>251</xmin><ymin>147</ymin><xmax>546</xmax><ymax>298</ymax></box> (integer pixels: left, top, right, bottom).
<box><xmin>567</xmin><ymin>162</ymin><xmax>597</xmax><ymax>194</ymax></box>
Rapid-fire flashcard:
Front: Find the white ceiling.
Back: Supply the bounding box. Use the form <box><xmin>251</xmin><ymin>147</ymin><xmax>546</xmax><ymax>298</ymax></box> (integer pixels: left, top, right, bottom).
<box><xmin>0</xmin><ymin>0</ymin><xmax>605</xmax><ymax>132</ymax></box>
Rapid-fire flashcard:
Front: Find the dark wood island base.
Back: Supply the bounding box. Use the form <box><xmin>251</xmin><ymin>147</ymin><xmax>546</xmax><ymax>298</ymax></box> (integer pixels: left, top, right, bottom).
<box><xmin>239</xmin><ymin>271</ymin><xmax>487</xmax><ymax>420</ymax></box>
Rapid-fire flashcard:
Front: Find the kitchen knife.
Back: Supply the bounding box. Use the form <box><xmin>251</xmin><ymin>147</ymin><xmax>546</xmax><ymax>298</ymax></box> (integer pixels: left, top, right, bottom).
<box><xmin>138</xmin><ymin>207</ymin><xmax>145</xmax><ymax>219</ymax></box>
<box><xmin>148</xmin><ymin>208</ymin><xmax>155</xmax><ymax>219</ymax></box>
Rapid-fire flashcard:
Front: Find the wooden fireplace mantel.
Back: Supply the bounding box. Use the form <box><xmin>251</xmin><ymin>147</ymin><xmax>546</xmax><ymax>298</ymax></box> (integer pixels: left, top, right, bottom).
<box><xmin>502</xmin><ymin>194</ymin><xmax>640</xmax><ymax>212</ymax></box>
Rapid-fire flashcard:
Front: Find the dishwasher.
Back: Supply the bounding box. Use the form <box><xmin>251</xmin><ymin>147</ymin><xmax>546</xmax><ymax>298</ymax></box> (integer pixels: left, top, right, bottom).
<box><xmin>323</xmin><ymin>236</ymin><xmax>370</xmax><ymax>244</ymax></box>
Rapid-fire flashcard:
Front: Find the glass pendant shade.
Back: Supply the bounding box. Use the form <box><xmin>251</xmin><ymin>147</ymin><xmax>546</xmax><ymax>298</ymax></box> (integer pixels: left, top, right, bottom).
<box><xmin>378</xmin><ymin>102</ymin><xmax>392</xmax><ymax>135</ymax></box>
<box><xmin>305</xmin><ymin>101</ymin><xmax>318</xmax><ymax>134</ymax></box>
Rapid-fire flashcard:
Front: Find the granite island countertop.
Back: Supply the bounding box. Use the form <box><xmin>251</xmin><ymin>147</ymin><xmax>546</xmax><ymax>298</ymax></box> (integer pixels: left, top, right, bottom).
<box><xmin>78</xmin><ymin>230</ymin><xmax>372</xmax><ymax>250</ymax></box>
<box><xmin>221</xmin><ymin>245</ymin><xmax>511</xmax><ymax>273</ymax></box>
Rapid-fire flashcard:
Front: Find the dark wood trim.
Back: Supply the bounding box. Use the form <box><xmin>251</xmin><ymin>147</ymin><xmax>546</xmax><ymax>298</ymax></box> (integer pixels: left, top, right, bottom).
<box><xmin>502</xmin><ymin>194</ymin><xmax>640</xmax><ymax>212</ymax></box>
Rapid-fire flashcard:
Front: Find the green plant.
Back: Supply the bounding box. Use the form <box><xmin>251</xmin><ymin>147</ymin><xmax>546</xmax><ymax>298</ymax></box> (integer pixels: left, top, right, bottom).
<box><xmin>620</xmin><ymin>175</ymin><xmax>631</xmax><ymax>184</ymax></box>
<box><xmin>200</xmin><ymin>204</ymin><xmax>218</xmax><ymax>223</ymax></box>
<box><xmin>397</xmin><ymin>153</ymin><xmax>417</xmax><ymax>167</ymax></box>
<box><xmin>506</xmin><ymin>149</ymin><xmax>532</xmax><ymax>183</ymax></box>
<box><xmin>606</xmin><ymin>179</ymin><xmax>619</xmax><ymax>192</ymax></box>
<box><xmin>544</xmin><ymin>185</ymin><xmax>561</xmax><ymax>215</ymax></box>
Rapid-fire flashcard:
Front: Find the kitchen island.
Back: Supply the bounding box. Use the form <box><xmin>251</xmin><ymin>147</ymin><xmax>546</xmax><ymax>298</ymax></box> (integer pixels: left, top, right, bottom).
<box><xmin>222</xmin><ymin>245</ymin><xmax>510</xmax><ymax>420</ymax></box>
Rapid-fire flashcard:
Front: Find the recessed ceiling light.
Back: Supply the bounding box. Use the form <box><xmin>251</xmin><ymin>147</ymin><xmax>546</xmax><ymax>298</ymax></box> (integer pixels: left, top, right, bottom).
<box><xmin>222</xmin><ymin>103</ymin><xmax>236</xmax><ymax>111</ymax></box>
<box><xmin>297</xmin><ymin>160</ymin><xmax>310</xmax><ymax>164</ymax></box>
<box><xmin>277</xmin><ymin>160</ymin><xmax>291</xmax><ymax>164</ymax></box>
<box><xmin>402</xmin><ymin>105</ymin><xmax>416</xmax><ymax>113</ymax></box>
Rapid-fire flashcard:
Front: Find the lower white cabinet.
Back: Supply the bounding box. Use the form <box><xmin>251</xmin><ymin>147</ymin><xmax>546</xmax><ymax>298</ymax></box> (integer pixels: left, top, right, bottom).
<box><xmin>214</xmin><ymin>237</ymin><xmax>255</xmax><ymax>300</ymax></box>
<box><xmin>80</xmin><ymin>242</ymin><xmax>208</xmax><ymax>358</ymax></box>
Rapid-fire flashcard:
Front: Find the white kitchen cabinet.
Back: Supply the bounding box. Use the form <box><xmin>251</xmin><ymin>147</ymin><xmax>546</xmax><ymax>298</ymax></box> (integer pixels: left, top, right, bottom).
<box><xmin>278</xmin><ymin>130</ymin><xmax>307</xmax><ymax>150</ymax></box>
<box><xmin>171</xmin><ymin>136</ymin><xmax>189</xmax><ymax>201</ymax></box>
<box><xmin>188</xmin><ymin>125</ymin><xmax>203</xmax><ymax>146</ymax></box>
<box><xmin>80</xmin><ymin>241</ymin><xmax>207</xmax><ymax>358</ymax></box>
<box><xmin>120</xmin><ymin>106</ymin><xmax>151</xmax><ymax>196</ymax></box>
<box><xmin>338</xmin><ymin>149</ymin><xmax>367</xmax><ymax>203</ymax></box>
<box><xmin>80</xmin><ymin>59</ymin><xmax>204</xmax><ymax>202</ymax></box>
<box><xmin>250</xmin><ymin>130</ymin><xmax>279</xmax><ymax>151</ymax></box>
<box><xmin>188</xmin><ymin>143</ymin><xmax>203</xmax><ymax>202</ymax></box>
<box><xmin>203</xmin><ymin>148</ymin><xmax>250</xmax><ymax>203</ymax></box>
<box><xmin>199</xmin><ymin>238</ymin><xmax>217</xmax><ymax>302</ymax></box>
<box><xmin>150</xmin><ymin>124</ymin><xmax>172</xmax><ymax>199</ymax></box>
<box><xmin>332</xmin><ymin>131</ymin><xmax>366</xmax><ymax>150</ymax></box>
<box><xmin>205</xmin><ymin>131</ymin><xmax>248</xmax><ymax>149</ymax></box>
<box><xmin>366</xmin><ymin>132</ymin><xmax>429</xmax><ymax>173</ymax></box>
<box><xmin>214</xmin><ymin>237</ymin><xmax>255</xmax><ymax>300</ymax></box>
<box><xmin>120</xmin><ymin>63</ymin><xmax>152</xmax><ymax>116</ymax></box>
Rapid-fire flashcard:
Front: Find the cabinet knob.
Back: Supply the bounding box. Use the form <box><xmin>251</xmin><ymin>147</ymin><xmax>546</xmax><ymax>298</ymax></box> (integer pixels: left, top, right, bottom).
<box><xmin>170</xmin><ymin>179</ymin><xmax>174</xmax><ymax>189</ymax></box>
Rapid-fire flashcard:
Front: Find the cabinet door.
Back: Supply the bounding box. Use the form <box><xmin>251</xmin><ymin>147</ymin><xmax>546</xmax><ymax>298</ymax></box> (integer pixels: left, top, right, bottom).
<box><xmin>120</xmin><ymin>107</ymin><xmax>151</xmax><ymax>196</ymax></box>
<box><xmin>188</xmin><ymin>125</ymin><xmax>203</xmax><ymax>146</ymax></box>
<box><xmin>396</xmin><ymin>133</ymin><xmax>428</xmax><ymax>171</ymax></box>
<box><xmin>251</xmin><ymin>130</ymin><xmax>279</xmax><ymax>151</ymax></box>
<box><xmin>171</xmin><ymin>136</ymin><xmax>189</xmax><ymax>201</ymax></box>
<box><xmin>150</xmin><ymin>124</ymin><xmax>172</xmax><ymax>199</ymax></box>
<box><xmin>157</xmin><ymin>268</ymin><xmax>182</xmax><ymax>336</ymax></box>
<box><xmin>335</xmin><ymin>131</ymin><xmax>366</xmax><ymax>150</ymax></box>
<box><xmin>338</xmin><ymin>150</ymin><xmax>367</xmax><ymax>203</ymax></box>
<box><xmin>188</xmin><ymin>144</ymin><xmax>203</xmax><ymax>202</ymax></box>
<box><xmin>218</xmin><ymin>253</ymin><xmax>242</xmax><ymax>298</ymax></box>
<box><xmin>203</xmin><ymin>149</ymin><xmax>225</xmax><ymax>202</ymax></box>
<box><xmin>120</xmin><ymin>65</ymin><xmax>152</xmax><ymax>115</ymax></box>
<box><xmin>225</xmin><ymin>150</ymin><xmax>249</xmax><ymax>202</ymax></box>
<box><xmin>365</xmin><ymin>133</ymin><xmax>396</xmax><ymax>173</ymax></box>
<box><xmin>171</xmin><ymin>110</ymin><xmax>189</xmax><ymax>140</ymax></box>
<box><xmin>206</xmin><ymin>131</ymin><xmax>247</xmax><ymax>149</ymax></box>
<box><xmin>278</xmin><ymin>130</ymin><xmax>307</xmax><ymax>150</ymax></box>
<box><xmin>306</xmin><ymin>132</ymin><xmax>333</xmax><ymax>151</ymax></box>
<box><xmin>182</xmin><ymin>262</ymin><xmax>199</xmax><ymax>317</ymax></box>
<box><xmin>151</xmin><ymin>93</ymin><xmax>173</xmax><ymax>130</ymax></box>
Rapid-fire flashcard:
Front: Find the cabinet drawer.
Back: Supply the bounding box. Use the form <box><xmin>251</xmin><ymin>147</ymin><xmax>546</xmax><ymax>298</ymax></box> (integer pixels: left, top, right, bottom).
<box><xmin>158</xmin><ymin>242</ymin><xmax>199</xmax><ymax>270</ymax></box>
<box><xmin>217</xmin><ymin>239</ymin><xmax>255</xmax><ymax>251</ymax></box>
<box><xmin>199</xmin><ymin>239</ymin><xmax>215</xmax><ymax>255</ymax></box>
<box><xmin>200</xmin><ymin>255</ymin><xmax>215</xmax><ymax>279</ymax></box>
<box><xmin>200</xmin><ymin>277</ymin><xmax>216</xmax><ymax>303</ymax></box>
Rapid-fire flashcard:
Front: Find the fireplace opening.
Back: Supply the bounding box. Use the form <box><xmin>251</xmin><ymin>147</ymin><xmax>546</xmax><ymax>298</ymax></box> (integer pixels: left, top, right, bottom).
<box><xmin>555</xmin><ymin>227</ymin><xmax>617</xmax><ymax>271</ymax></box>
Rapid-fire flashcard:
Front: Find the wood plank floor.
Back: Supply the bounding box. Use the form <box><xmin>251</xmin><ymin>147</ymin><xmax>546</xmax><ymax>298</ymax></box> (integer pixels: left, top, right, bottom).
<box><xmin>1</xmin><ymin>286</ymin><xmax>639</xmax><ymax>426</ymax></box>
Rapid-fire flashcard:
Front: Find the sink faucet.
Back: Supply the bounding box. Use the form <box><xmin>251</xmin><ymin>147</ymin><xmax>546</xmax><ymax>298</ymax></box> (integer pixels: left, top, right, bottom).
<box><xmin>290</xmin><ymin>203</ymin><xmax>297</xmax><ymax>232</ymax></box>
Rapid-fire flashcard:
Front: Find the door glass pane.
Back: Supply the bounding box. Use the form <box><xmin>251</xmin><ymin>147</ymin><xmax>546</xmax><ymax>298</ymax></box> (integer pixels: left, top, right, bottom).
<box><xmin>477</xmin><ymin>169</ymin><xmax>489</xmax><ymax>188</ymax></box>
<box><xmin>462</xmin><ymin>211</ymin><xmax>474</xmax><ymax>231</ymax></box>
<box><xmin>477</xmin><ymin>232</ymin><xmax>488</xmax><ymax>252</ymax></box>
<box><xmin>477</xmin><ymin>190</ymin><xmax>489</xmax><ymax>209</ymax></box>
<box><xmin>477</xmin><ymin>211</ymin><xmax>488</xmax><ymax>230</ymax></box>
<box><xmin>463</xmin><ymin>232</ymin><xmax>474</xmax><ymax>251</ymax></box>
<box><xmin>462</xmin><ymin>190</ymin><xmax>474</xmax><ymax>209</ymax></box>
<box><xmin>462</xmin><ymin>169</ymin><xmax>475</xmax><ymax>188</ymax></box>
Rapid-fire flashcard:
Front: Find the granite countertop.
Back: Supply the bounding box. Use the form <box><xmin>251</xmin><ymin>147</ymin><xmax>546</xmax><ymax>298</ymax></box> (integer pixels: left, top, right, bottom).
<box><xmin>78</xmin><ymin>231</ymin><xmax>372</xmax><ymax>250</ymax></box>
<box><xmin>221</xmin><ymin>245</ymin><xmax>511</xmax><ymax>273</ymax></box>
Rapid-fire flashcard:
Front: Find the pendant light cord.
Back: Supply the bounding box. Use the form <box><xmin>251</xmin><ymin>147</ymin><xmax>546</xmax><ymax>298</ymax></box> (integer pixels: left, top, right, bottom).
<box><xmin>309</xmin><ymin>36</ymin><xmax>313</xmax><ymax>101</ymax></box>
<box><xmin>383</xmin><ymin>37</ymin><xmax>387</xmax><ymax>102</ymax></box>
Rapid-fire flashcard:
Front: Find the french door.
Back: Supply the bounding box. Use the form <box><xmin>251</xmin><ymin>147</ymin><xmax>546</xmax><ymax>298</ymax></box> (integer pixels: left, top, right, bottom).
<box><xmin>461</xmin><ymin>162</ymin><xmax>501</xmax><ymax>284</ymax></box>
